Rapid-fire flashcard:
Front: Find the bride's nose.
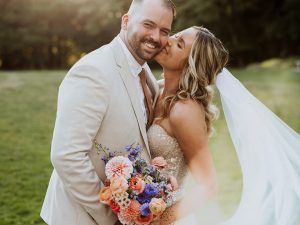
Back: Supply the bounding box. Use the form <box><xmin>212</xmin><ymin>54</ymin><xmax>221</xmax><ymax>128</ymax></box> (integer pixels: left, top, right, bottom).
<box><xmin>167</xmin><ymin>37</ymin><xmax>175</xmax><ymax>46</ymax></box>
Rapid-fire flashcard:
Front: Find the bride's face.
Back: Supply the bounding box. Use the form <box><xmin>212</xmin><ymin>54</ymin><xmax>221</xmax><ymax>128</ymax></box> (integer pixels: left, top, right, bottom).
<box><xmin>155</xmin><ymin>27</ymin><xmax>197</xmax><ymax>72</ymax></box>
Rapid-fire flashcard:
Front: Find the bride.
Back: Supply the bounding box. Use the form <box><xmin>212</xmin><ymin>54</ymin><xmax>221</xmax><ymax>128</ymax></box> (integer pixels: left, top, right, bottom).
<box><xmin>148</xmin><ymin>26</ymin><xmax>300</xmax><ymax>225</ymax></box>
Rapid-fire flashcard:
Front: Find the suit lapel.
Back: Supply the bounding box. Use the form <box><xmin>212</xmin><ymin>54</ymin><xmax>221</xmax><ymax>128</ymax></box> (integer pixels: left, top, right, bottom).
<box><xmin>111</xmin><ymin>38</ymin><xmax>150</xmax><ymax>156</ymax></box>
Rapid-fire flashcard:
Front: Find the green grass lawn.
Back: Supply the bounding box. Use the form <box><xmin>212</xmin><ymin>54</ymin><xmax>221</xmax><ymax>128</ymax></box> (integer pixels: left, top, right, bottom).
<box><xmin>0</xmin><ymin>60</ymin><xmax>300</xmax><ymax>224</ymax></box>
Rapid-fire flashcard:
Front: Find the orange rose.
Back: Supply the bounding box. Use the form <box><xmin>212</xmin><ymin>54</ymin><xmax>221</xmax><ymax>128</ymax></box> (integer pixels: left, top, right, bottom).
<box><xmin>110</xmin><ymin>176</ymin><xmax>128</xmax><ymax>194</ymax></box>
<box><xmin>109</xmin><ymin>200</ymin><xmax>120</xmax><ymax>213</ymax></box>
<box><xmin>129</xmin><ymin>176</ymin><xmax>145</xmax><ymax>193</ymax></box>
<box><xmin>99</xmin><ymin>186</ymin><xmax>112</xmax><ymax>204</ymax></box>
<box><xmin>151</xmin><ymin>157</ymin><xmax>167</xmax><ymax>169</ymax></box>
<box><xmin>135</xmin><ymin>213</ymin><xmax>153</xmax><ymax>225</ymax></box>
<box><xmin>149</xmin><ymin>198</ymin><xmax>166</xmax><ymax>216</ymax></box>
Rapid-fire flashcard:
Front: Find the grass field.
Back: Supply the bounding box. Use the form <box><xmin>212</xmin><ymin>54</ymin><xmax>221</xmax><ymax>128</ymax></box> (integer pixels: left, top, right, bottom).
<box><xmin>0</xmin><ymin>59</ymin><xmax>299</xmax><ymax>224</ymax></box>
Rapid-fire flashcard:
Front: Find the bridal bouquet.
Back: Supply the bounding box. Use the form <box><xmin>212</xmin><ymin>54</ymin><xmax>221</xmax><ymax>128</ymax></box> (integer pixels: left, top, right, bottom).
<box><xmin>97</xmin><ymin>143</ymin><xmax>178</xmax><ymax>225</ymax></box>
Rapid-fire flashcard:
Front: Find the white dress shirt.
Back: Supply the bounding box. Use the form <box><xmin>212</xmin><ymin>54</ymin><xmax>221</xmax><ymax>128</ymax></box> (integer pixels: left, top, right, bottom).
<box><xmin>117</xmin><ymin>35</ymin><xmax>151</xmax><ymax>124</ymax></box>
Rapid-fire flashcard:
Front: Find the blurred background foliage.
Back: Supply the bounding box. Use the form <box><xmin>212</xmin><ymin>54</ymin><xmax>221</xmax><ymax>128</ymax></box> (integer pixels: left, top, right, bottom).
<box><xmin>0</xmin><ymin>0</ymin><xmax>299</xmax><ymax>70</ymax></box>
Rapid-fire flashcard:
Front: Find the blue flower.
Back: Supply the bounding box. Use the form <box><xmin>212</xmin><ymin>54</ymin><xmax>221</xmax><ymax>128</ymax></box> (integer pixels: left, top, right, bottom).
<box><xmin>137</xmin><ymin>193</ymin><xmax>151</xmax><ymax>204</ymax></box>
<box><xmin>143</xmin><ymin>165</ymin><xmax>156</xmax><ymax>175</ymax></box>
<box><xmin>140</xmin><ymin>203</ymin><xmax>151</xmax><ymax>216</ymax></box>
<box><xmin>134</xmin><ymin>145</ymin><xmax>142</xmax><ymax>153</ymax></box>
<box><xmin>125</xmin><ymin>145</ymin><xmax>132</xmax><ymax>152</ymax></box>
<box><xmin>128</xmin><ymin>154</ymin><xmax>135</xmax><ymax>161</ymax></box>
<box><xmin>128</xmin><ymin>150</ymin><xmax>139</xmax><ymax>161</ymax></box>
<box><xmin>134</xmin><ymin>158</ymin><xmax>146</xmax><ymax>173</ymax></box>
<box><xmin>144</xmin><ymin>183</ymin><xmax>159</xmax><ymax>197</ymax></box>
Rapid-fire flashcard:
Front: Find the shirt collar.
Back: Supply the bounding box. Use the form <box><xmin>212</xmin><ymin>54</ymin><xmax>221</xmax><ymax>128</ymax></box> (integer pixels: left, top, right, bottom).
<box><xmin>117</xmin><ymin>35</ymin><xmax>147</xmax><ymax>77</ymax></box>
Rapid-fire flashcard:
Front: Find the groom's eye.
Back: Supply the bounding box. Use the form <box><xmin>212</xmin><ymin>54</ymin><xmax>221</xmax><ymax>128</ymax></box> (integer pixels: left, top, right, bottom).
<box><xmin>177</xmin><ymin>43</ymin><xmax>182</xmax><ymax>49</ymax></box>
<box><xmin>161</xmin><ymin>30</ymin><xmax>169</xmax><ymax>36</ymax></box>
<box><xmin>144</xmin><ymin>23</ymin><xmax>153</xmax><ymax>28</ymax></box>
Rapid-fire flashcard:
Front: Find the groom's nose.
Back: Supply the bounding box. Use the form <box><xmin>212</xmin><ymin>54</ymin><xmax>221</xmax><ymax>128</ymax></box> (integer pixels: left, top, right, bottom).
<box><xmin>149</xmin><ymin>29</ymin><xmax>160</xmax><ymax>43</ymax></box>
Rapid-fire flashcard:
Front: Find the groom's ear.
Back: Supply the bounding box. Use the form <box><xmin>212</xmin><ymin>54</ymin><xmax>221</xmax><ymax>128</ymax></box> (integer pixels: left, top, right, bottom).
<box><xmin>121</xmin><ymin>14</ymin><xmax>129</xmax><ymax>30</ymax></box>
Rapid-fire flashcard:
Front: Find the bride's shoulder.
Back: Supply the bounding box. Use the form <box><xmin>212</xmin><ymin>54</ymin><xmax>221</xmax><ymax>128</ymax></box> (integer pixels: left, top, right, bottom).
<box><xmin>169</xmin><ymin>99</ymin><xmax>205</xmax><ymax>125</ymax></box>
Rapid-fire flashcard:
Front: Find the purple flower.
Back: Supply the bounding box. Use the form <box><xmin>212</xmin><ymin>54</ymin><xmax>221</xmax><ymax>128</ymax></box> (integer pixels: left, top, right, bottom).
<box><xmin>143</xmin><ymin>165</ymin><xmax>156</xmax><ymax>175</ymax></box>
<box><xmin>128</xmin><ymin>151</ymin><xmax>139</xmax><ymax>161</ymax></box>
<box><xmin>125</xmin><ymin>145</ymin><xmax>132</xmax><ymax>152</ymax></box>
<box><xmin>137</xmin><ymin>193</ymin><xmax>151</xmax><ymax>204</ymax></box>
<box><xmin>134</xmin><ymin>158</ymin><xmax>147</xmax><ymax>173</ymax></box>
<box><xmin>128</xmin><ymin>154</ymin><xmax>135</xmax><ymax>161</ymax></box>
<box><xmin>140</xmin><ymin>203</ymin><xmax>151</xmax><ymax>216</ymax></box>
<box><xmin>144</xmin><ymin>183</ymin><xmax>159</xmax><ymax>197</ymax></box>
<box><xmin>134</xmin><ymin>145</ymin><xmax>142</xmax><ymax>153</ymax></box>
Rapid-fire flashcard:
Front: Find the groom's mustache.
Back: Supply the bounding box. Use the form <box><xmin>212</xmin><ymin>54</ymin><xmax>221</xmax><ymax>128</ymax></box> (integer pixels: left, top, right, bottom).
<box><xmin>142</xmin><ymin>37</ymin><xmax>162</xmax><ymax>50</ymax></box>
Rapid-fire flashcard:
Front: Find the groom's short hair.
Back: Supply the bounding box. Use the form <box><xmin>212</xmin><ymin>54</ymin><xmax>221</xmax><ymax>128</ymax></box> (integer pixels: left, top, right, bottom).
<box><xmin>128</xmin><ymin>0</ymin><xmax>176</xmax><ymax>19</ymax></box>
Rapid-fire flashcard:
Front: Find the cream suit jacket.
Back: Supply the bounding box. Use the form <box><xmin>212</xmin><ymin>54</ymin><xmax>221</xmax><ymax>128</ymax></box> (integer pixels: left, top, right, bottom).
<box><xmin>41</xmin><ymin>37</ymin><xmax>160</xmax><ymax>225</ymax></box>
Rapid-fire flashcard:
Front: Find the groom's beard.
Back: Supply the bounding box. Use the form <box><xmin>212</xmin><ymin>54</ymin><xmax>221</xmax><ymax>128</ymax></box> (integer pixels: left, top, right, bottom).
<box><xmin>134</xmin><ymin>37</ymin><xmax>163</xmax><ymax>61</ymax></box>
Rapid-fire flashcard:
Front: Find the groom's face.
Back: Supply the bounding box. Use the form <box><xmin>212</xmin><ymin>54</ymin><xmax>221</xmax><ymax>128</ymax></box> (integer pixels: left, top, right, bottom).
<box><xmin>122</xmin><ymin>1</ymin><xmax>173</xmax><ymax>64</ymax></box>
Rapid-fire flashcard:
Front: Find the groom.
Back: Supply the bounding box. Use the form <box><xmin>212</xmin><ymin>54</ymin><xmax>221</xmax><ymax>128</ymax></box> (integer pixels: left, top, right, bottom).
<box><xmin>40</xmin><ymin>0</ymin><xmax>175</xmax><ymax>225</ymax></box>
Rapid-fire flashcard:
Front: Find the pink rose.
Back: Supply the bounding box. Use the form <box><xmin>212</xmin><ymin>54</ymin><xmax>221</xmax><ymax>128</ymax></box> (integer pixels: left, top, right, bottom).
<box><xmin>110</xmin><ymin>176</ymin><xmax>128</xmax><ymax>194</ymax></box>
<box><xmin>149</xmin><ymin>198</ymin><xmax>166</xmax><ymax>216</ymax></box>
<box><xmin>151</xmin><ymin>157</ymin><xmax>167</xmax><ymax>169</ymax></box>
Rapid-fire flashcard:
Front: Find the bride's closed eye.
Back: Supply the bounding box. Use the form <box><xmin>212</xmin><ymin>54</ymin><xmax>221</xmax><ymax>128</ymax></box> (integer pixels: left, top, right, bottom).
<box><xmin>177</xmin><ymin>38</ymin><xmax>185</xmax><ymax>49</ymax></box>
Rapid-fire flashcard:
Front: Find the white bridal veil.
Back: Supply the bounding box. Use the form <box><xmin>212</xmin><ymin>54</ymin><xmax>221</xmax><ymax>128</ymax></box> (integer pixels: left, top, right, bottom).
<box><xmin>215</xmin><ymin>68</ymin><xmax>300</xmax><ymax>225</ymax></box>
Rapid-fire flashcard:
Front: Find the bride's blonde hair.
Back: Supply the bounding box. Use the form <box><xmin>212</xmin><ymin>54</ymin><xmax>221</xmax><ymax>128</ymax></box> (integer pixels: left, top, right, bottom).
<box><xmin>161</xmin><ymin>26</ymin><xmax>229</xmax><ymax>134</ymax></box>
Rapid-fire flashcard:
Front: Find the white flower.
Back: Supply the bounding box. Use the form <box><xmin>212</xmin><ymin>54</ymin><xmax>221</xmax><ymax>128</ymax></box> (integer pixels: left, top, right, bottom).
<box><xmin>105</xmin><ymin>156</ymin><xmax>133</xmax><ymax>180</ymax></box>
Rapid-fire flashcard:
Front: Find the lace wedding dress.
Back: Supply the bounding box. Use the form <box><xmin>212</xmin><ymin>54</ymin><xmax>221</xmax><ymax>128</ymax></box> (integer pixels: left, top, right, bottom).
<box><xmin>148</xmin><ymin>124</ymin><xmax>198</xmax><ymax>225</ymax></box>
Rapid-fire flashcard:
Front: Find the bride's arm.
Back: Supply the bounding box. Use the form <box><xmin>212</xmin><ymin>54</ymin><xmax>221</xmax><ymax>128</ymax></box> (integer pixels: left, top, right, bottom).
<box><xmin>157</xmin><ymin>100</ymin><xmax>218</xmax><ymax>225</ymax></box>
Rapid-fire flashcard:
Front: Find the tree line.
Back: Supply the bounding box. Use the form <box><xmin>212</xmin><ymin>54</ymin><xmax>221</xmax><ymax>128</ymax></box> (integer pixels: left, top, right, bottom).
<box><xmin>0</xmin><ymin>0</ymin><xmax>299</xmax><ymax>70</ymax></box>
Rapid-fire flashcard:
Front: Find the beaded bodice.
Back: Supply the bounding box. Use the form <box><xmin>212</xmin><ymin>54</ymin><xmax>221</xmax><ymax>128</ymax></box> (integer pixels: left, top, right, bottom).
<box><xmin>147</xmin><ymin>124</ymin><xmax>188</xmax><ymax>187</ymax></box>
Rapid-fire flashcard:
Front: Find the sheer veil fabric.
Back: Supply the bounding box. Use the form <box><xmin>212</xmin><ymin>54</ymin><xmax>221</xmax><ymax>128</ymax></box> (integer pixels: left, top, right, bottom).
<box><xmin>215</xmin><ymin>68</ymin><xmax>300</xmax><ymax>225</ymax></box>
